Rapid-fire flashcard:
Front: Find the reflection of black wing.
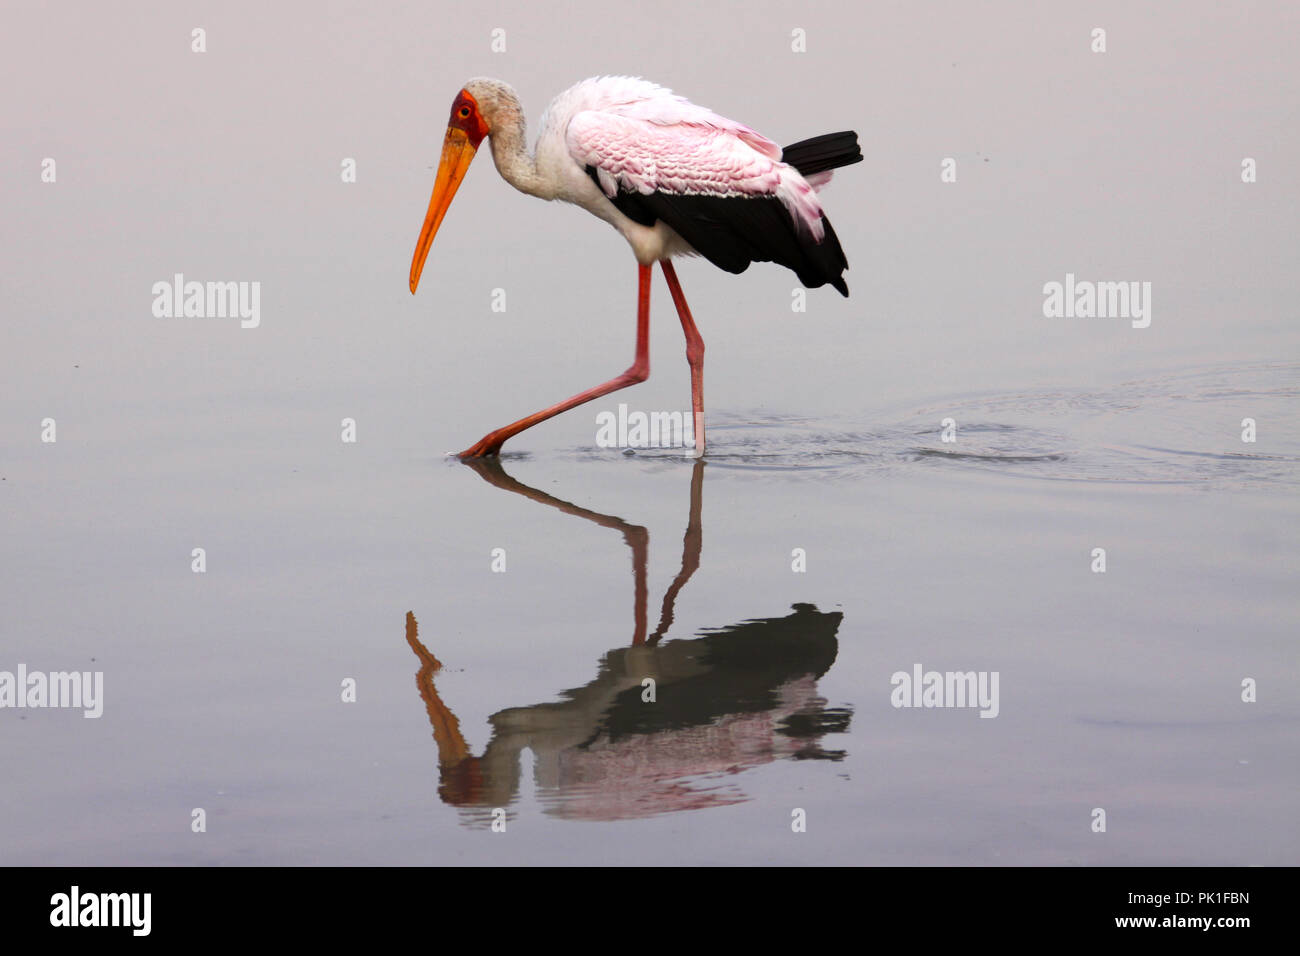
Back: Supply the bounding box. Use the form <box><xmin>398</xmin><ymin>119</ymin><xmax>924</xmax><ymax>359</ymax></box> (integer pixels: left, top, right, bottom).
<box><xmin>591</xmin><ymin>603</ymin><xmax>844</xmax><ymax>742</ymax></box>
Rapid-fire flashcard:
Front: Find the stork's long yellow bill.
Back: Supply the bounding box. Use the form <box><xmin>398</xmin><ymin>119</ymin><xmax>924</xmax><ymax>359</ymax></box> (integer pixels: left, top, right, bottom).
<box><xmin>409</xmin><ymin>127</ymin><xmax>477</xmax><ymax>294</ymax></box>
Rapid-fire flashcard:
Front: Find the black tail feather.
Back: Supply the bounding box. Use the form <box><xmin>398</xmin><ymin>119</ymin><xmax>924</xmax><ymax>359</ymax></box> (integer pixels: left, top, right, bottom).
<box><xmin>782</xmin><ymin>131</ymin><xmax>863</xmax><ymax>177</ymax></box>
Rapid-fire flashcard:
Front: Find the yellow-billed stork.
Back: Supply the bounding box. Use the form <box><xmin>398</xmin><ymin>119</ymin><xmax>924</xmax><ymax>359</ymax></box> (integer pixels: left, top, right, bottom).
<box><xmin>409</xmin><ymin>76</ymin><xmax>862</xmax><ymax>458</ymax></box>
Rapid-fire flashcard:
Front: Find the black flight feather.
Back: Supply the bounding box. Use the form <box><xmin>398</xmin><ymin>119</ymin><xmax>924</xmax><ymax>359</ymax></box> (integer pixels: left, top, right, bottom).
<box><xmin>586</xmin><ymin>130</ymin><xmax>861</xmax><ymax>297</ymax></box>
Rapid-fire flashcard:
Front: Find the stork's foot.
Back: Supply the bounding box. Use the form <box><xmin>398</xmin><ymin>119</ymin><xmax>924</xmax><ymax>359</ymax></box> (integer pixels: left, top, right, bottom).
<box><xmin>457</xmin><ymin>433</ymin><xmax>507</xmax><ymax>459</ymax></box>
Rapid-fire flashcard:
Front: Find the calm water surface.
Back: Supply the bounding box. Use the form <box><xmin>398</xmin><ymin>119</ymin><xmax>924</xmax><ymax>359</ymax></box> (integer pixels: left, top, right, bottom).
<box><xmin>2</xmin><ymin>360</ymin><xmax>1295</xmax><ymax>865</ymax></box>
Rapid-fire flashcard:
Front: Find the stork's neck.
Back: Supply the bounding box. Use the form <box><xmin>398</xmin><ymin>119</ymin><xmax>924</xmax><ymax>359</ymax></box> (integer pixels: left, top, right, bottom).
<box><xmin>487</xmin><ymin>110</ymin><xmax>546</xmax><ymax>199</ymax></box>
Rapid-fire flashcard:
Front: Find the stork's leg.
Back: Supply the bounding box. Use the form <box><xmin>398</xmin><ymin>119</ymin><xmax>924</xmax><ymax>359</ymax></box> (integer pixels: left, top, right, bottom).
<box><xmin>457</xmin><ymin>264</ymin><xmax>652</xmax><ymax>458</ymax></box>
<box><xmin>660</xmin><ymin>260</ymin><xmax>706</xmax><ymax>457</ymax></box>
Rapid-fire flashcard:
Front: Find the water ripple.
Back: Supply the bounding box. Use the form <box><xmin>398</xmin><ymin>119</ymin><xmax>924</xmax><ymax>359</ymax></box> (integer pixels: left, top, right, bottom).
<box><xmin>566</xmin><ymin>362</ymin><xmax>1299</xmax><ymax>488</ymax></box>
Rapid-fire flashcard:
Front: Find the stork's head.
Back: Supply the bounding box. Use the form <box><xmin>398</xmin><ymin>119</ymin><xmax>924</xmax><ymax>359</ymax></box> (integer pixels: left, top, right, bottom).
<box><xmin>409</xmin><ymin>78</ymin><xmax>520</xmax><ymax>294</ymax></box>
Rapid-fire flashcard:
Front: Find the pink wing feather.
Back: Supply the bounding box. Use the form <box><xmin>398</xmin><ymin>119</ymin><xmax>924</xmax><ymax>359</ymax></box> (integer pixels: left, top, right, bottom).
<box><xmin>566</xmin><ymin>102</ymin><xmax>827</xmax><ymax>239</ymax></box>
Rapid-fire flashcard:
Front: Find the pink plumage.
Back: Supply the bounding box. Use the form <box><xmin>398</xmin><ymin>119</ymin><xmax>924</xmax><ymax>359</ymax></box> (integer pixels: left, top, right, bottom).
<box><xmin>408</xmin><ymin>74</ymin><xmax>862</xmax><ymax>457</ymax></box>
<box><xmin>559</xmin><ymin>77</ymin><xmax>829</xmax><ymax>239</ymax></box>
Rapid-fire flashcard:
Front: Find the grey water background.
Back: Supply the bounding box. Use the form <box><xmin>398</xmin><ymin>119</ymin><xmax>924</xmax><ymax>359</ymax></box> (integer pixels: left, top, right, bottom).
<box><xmin>1</xmin><ymin>2</ymin><xmax>1297</xmax><ymax>864</ymax></box>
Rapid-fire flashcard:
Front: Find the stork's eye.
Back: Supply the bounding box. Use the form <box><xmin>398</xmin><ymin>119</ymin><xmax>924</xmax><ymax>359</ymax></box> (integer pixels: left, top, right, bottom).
<box><xmin>458</xmin><ymin>106</ymin><xmax>471</xmax><ymax>119</ymax></box>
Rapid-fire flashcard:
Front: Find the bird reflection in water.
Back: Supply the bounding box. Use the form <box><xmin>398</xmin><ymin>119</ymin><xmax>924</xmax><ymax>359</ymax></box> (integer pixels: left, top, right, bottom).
<box><xmin>405</xmin><ymin>459</ymin><xmax>850</xmax><ymax>824</ymax></box>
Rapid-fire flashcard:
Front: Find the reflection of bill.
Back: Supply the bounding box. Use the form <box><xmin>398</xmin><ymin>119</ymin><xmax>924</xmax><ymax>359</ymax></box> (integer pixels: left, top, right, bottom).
<box><xmin>405</xmin><ymin>458</ymin><xmax>850</xmax><ymax>824</ymax></box>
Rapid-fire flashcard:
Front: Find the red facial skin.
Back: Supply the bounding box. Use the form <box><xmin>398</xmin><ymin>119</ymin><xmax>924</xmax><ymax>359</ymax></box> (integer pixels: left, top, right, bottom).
<box><xmin>448</xmin><ymin>90</ymin><xmax>490</xmax><ymax>148</ymax></box>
